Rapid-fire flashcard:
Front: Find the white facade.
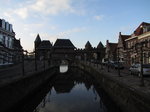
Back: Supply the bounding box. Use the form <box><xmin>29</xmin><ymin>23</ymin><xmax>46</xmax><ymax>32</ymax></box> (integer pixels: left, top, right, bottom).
<box><xmin>0</xmin><ymin>34</ymin><xmax>3</xmax><ymax>43</ymax></box>
<box><xmin>2</xmin><ymin>19</ymin><xmax>5</xmax><ymax>29</ymax></box>
<box><xmin>0</xmin><ymin>19</ymin><xmax>15</xmax><ymax>65</ymax></box>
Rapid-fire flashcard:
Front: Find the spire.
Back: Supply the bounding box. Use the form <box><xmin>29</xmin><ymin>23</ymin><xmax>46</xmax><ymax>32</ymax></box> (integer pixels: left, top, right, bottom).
<box><xmin>34</xmin><ymin>34</ymin><xmax>41</xmax><ymax>48</ymax></box>
<box><xmin>85</xmin><ymin>41</ymin><xmax>92</xmax><ymax>50</ymax></box>
<box><xmin>35</xmin><ymin>34</ymin><xmax>41</xmax><ymax>43</ymax></box>
<box><xmin>97</xmin><ymin>41</ymin><xmax>104</xmax><ymax>49</ymax></box>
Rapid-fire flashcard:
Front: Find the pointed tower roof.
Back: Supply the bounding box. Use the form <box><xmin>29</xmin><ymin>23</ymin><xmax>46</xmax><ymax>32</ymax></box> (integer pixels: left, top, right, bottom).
<box><xmin>35</xmin><ymin>34</ymin><xmax>41</xmax><ymax>43</ymax></box>
<box><xmin>85</xmin><ymin>41</ymin><xmax>92</xmax><ymax>50</ymax></box>
<box><xmin>97</xmin><ymin>41</ymin><xmax>104</xmax><ymax>49</ymax></box>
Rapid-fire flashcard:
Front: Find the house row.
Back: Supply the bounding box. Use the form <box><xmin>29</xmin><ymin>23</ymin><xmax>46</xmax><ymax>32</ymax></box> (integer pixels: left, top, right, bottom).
<box><xmin>105</xmin><ymin>22</ymin><xmax>150</xmax><ymax>66</ymax></box>
<box><xmin>0</xmin><ymin>19</ymin><xmax>22</xmax><ymax>65</ymax></box>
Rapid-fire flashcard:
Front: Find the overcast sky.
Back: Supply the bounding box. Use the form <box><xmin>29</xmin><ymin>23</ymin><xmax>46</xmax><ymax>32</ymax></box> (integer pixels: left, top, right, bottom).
<box><xmin>0</xmin><ymin>0</ymin><xmax>150</xmax><ymax>51</ymax></box>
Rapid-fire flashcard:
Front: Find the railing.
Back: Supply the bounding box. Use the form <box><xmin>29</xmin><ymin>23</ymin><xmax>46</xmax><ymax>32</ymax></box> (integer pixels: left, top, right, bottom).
<box><xmin>0</xmin><ymin>57</ymin><xmax>54</xmax><ymax>86</ymax></box>
<box><xmin>0</xmin><ymin>46</ymin><xmax>22</xmax><ymax>66</ymax></box>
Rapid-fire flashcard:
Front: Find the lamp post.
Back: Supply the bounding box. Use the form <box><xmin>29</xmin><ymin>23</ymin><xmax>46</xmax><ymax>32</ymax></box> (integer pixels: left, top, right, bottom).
<box><xmin>117</xmin><ymin>47</ymin><xmax>121</xmax><ymax>77</ymax></box>
<box><xmin>135</xmin><ymin>41</ymin><xmax>146</xmax><ymax>86</ymax></box>
<box><xmin>107</xmin><ymin>51</ymin><xmax>110</xmax><ymax>72</ymax></box>
<box><xmin>140</xmin><ymin>44</ymin><xmax>144</xmax><ymax>86</ymax></box>
<box><xmin>101</xmin><ymin>61</ymin><xmax>103</xmax><ymax>70</ymax></box>
<box><xmin>43</xmin><ymin>51</ymin><xmax>46</xmax><ymax>71</ymax></box>
<box><xmin>34</xmin><ymin>48</ymin><xmax>37</xmax><ymax>71</ymax></box>
<box><xmin>22</xmin><ymin>50</ymin><xmax>25</xmax><ymax>76</ymax></box>
<box><xmin>139</xmin><ymin>25</ymin><xmax>145</xmax><ymax>86</ymax></box>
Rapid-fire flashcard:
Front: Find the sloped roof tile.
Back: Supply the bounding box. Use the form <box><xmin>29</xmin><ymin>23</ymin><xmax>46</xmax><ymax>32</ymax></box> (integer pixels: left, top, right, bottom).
<box><xmin>53</xmin><ymin>39</ymin><xmax>75</xmax><ymax>48</ymax></box>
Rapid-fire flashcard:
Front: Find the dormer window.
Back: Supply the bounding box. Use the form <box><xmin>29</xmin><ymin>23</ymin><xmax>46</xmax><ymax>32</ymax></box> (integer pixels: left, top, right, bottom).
<box><xmin>142</xmin><ymin>25</ymin><xmax>150</xmax><ymax>33</ymax></box>
<box><xmin>147</xmin><ymin>26</ymin><xmax>150</xmax><ymax>32</ymax></box>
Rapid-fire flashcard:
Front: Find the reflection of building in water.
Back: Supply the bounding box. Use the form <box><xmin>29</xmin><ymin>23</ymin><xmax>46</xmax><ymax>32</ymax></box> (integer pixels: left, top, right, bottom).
<box><xmin>60</xmin><ymin>65</ymin><xmax>68</xmax><ymax>73</ymax></box>
<box><xmin>84</xmin><ymin>82</ymin><xmax>92</xmax><ymax>90</ymax></box>
<box><xmin>53</xmin><ymin>75</ymin><xmax>75</xmax><ymax>94</ymax></box>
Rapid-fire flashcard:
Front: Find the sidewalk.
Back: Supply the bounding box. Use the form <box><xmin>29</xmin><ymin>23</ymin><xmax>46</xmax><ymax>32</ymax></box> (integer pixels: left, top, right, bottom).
<box><xmin>84</xmin><ymin>61</ymin><xmax>150</xmax><ymax>94</ymax></box>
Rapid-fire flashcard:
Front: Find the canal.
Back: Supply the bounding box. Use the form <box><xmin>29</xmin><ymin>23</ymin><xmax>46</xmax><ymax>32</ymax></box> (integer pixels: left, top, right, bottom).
<box><xmin>9</xmin><ymin>67</ymin><xmax>121</xmax><ymax>112</ymax></box>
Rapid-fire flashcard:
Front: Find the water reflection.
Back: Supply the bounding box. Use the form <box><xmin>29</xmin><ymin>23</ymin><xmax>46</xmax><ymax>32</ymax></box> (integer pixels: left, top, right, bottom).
<box><xmin>59</xmin><ymin>65</ymin><xmax>68</xmax><ymax>73</ymax></box>
<box><xmin>33</xmin><ymin>68</ymin><xmax>120</xmax><ymax>112</ymax></box>
<box><xmin>8</xmin><ymin>68</ymin><xmax>121</xmax><ymax>112</ymax></box>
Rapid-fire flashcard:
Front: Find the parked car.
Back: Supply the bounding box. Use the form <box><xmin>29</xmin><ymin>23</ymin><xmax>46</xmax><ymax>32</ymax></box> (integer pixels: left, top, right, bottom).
<box><xmin>129</xmin><ymin>64</ymin><xmax>150</xmax><ymax>76</ymax></box>
<box><xmin>91</xmin><ymin>60</ymin><xmax>99</xmax><ymax>64</ymax></box>
<box><xmin>113</xmin><ymin>62</ymin><xmax>124</xmax><ymax>69</ymax></box>
<box><xmin>102</xmin><ymin>61</ymin><xmax>108</xmax><ymax>66</ymax></box>
<box><xmin>109</xmin><ymin>61</ymin><xmax>115</xmax><ymax>68</ymax></box>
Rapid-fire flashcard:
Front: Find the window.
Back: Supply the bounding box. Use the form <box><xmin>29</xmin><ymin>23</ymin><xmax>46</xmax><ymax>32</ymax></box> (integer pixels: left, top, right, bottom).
<box><xmin>0</xmin><ymin>34</ymin><xmax>2</xmax><ymax>43</ymax></box>
<box><xmin>148</xmin><ymin>26</ymin><xmax>150</xmax><ymax>32</ymax></box>
<box><xmin>128</xmin><ymin>42</ymin><xmax>131</xmax><ymax>48</ymax></box>
<box><xmin>3</xmin><ymin>36</ymin><xmax>5</xmax><ymax>45</ymax></box>
<box><xmin>7</xmin><ymin>37</ymin><xmax>9</xmax><ymax>48</ymax></box>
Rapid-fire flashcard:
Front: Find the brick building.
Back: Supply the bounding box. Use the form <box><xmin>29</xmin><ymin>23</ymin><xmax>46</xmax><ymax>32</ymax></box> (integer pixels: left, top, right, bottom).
<box><xmin>118</xmin><ymin>22</ymin><xmax>150</xmax><ymax>66</ymax></box>
<box><xmin>105</xmin><ymin>40</ymin><xmax>118</xmax><ymax>62</ymax></box>
<box><xmin>117</xmin><ymin>32</ymin><xmax>131</xmax><ymax>64</ymax></box>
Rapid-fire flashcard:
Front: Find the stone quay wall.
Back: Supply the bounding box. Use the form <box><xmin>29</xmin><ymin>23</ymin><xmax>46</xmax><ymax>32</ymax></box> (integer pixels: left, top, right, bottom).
<box><xmin>0</xmin><ymin>66</ymin><xmax>58</xmax><ymax>112</ymax></box>
<box><xmin>76</xmin><ymin>61</ymin><xmax>150</xmax><ymax>112</ymax></box>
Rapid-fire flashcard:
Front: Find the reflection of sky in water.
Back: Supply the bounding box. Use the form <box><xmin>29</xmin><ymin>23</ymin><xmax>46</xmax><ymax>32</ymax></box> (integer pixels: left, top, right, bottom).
<box><xmin>60</xmin><ymin>65</ymin><xmax>68</xmax><ymax>73</ymax></box>
<box><xmin>34</xmin><ymin>83</ymin><xmax>105</xmax><ymax>112</ymax></box>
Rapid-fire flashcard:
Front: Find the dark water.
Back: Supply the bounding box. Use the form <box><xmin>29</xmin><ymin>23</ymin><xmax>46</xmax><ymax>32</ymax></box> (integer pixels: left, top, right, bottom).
<box><xmin>10</xmin><ymin>68</ymin><xmax>121</xmax><ymax>112</ymax></box>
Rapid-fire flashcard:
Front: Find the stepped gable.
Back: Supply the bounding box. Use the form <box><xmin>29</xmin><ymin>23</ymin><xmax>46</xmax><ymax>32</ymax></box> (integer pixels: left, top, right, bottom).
<box><xmin>119</xmin><ymin>32</ymin><xmax>131</xmax><ymax>49</ymax></box>
<box><xmin>109</xmin><ymin>43</ymin><xmax>118</xmax><ymax>52</ymax></box>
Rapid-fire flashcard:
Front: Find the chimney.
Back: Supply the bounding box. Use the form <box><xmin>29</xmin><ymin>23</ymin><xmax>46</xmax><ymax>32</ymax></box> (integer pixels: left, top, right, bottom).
<box><xmin>106</xmin><ymin>40</ymin><xmax>109</xmax><ymax>44</ymax></box>
<box><xmin>119</xmin><ymin>32</ymin><xmax>121</xmax><ymax>36</ymax></box>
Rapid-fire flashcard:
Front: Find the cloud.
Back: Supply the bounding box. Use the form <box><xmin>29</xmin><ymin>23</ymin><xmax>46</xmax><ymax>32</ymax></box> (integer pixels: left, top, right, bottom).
<box><xmin>3</xmin><ymin>0</ymin><xmax>78</xmax><ymax>19</ymax></box>
<box><xmin>29</xmin><ymin>27</ymin><xmax>87</xmax><ymax>45</ymax></box>
<box><xmin>93</xmin><ymin>15</ymin><xmax>104</xmax><ymax>21</ymax></box>
<box><xmin>14</xmin><ymin>8</ymin><xmax>28</xmax><ymax>19</ymax></box>
<box><xmin>0</xmin><ymin>0</ymin><xmax>89</xmax><ymax>51</ymax></box>
<box><xmin>30</xmin><ymin>0</ymin><xmax>75</xmax><ymax>15</ymax></box>
<box><xmin>57</xmin><ymin>27</ymin><xmax>87</xmax><ymax>37</ymax></box>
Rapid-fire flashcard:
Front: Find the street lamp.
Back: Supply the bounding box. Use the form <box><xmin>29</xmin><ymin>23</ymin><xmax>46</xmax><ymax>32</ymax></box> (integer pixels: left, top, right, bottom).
<box><xmin>14</xmin><ymin>49</ymin><xmax>25</xmax><ymax>76</ymax></box>
<box><xmin>135</xmin><ymin>41</ymin><xmax>148</xmax><ymax>86</ymax></box>
<box><xmin>21</xmin><ymin>50</ymin><xmax>25</xmax><ymax>76</ymax></box>
<box><xmin>43</xmin><ymin>51</ymin><xmax>46</xmax><ymax>71</ymax></box>
<box><xmin>107</xmin><ymin>51</ymin><xmax>110</xmax><ymax>72</ymax></box>
<box><xmin>34</xmin><ymin>47</ymin><xmax>37</xmax><ymax>71</ymax></box>
<box><xmin>117</xmin><ymin>47</ymin><xmax>121</xmax><ymax>77</ymax></box>
<box><xmin>140</xmin><ymin>43</ymin><xmax>144</xmax><ymax>86</ymax></box>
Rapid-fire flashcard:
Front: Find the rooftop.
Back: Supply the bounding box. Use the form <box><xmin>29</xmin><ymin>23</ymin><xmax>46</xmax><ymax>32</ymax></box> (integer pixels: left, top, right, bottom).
<box><xmin>53</xmin><ymin>39</ymin><xmax>75</xmax><ymax>49</ymax></box>
<box><xmin>38</xmin><ymin>40</ymin><xmax>52</xmax><ymax>49</ymax></box>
